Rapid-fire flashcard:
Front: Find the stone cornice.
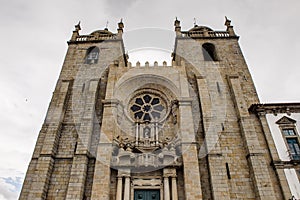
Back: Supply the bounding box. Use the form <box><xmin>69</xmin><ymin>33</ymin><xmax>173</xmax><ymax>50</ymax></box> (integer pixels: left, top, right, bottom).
<box><xmin>249</xmin><ymin>103</ymin><xmax>300</xmax><ymax>115</ymax></box>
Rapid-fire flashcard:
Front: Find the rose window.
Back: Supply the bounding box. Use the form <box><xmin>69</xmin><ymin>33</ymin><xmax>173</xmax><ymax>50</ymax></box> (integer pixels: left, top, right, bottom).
<box><xmin>130</xmin><ymin>94</ymin><xmax>165</xmax><ymax>122</ymax></box>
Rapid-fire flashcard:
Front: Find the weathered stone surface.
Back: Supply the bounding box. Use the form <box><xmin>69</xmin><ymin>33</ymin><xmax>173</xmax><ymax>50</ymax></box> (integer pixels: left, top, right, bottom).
<box><xmin>19</xmin><ymin>20</ymin><xmax>291</xmax><ymax>200</ymax></box>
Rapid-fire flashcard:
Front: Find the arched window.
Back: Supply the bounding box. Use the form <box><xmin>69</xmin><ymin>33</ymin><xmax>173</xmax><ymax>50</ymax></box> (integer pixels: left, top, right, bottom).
<box><xmin>202</xmin><ymin>43</ymin><xmax>218</xmax><ymax>61</ymax></box>
<box><xmin>85</xmin><ymin>46</ymin><xmax>99</xmax><ymax>64</ymax></box>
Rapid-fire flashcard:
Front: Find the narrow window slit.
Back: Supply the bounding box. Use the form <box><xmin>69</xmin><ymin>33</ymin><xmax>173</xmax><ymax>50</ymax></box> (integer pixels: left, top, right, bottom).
<box><xmin>217</xmin><ymin>82</ymin><xmax>221</xmax><ymax>93</ymax></box>
<box><xmin>82</xmin><ymin>83</ymin><xmax>85</xmax><ymax>93</ymax></box>
<box><xmin>74</xmin><ymin>141</ymin><xmax>78</xmax><ymax>153</ymax></box>
<box><xmin>226</xmin><ymin>162</ymin><xmax>231</xmax><ymax>179</ymax></box>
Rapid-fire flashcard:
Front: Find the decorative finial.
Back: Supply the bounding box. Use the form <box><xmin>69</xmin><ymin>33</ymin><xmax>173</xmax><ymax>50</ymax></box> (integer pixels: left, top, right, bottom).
<box><xmin>174</xmin><ymin>17</ymin><xmax>181</xmax><ymax>34</ymax></box>
<box><xmin>71</xmin><ymin>21</ymin><xmax>81</xmax><ymax>41</ymax></box>
<box><xmin>225</xmin><ymin>16</ymin><xmax>231</xmax><ymax>27</ymax></box>
<box><xmin>118</xmin><ymin>18</ymin><xmax>124</xmax><ymax>33</ymax></box>
<box><xmin>75</xmin><ymin>21</ymin><xmax>81</xmax><ymax>31</ymax></box>
<box><xmin>224</xmin><ymin>16</ymin><xmax>236</xmax><ymax>36</ymax></box>
<box><xmin>193</xmin><ymin>18</ymin><xmax>197</xmax><ymax>27</ymax></box>
<box><xmin>105</xmin><ymin>21</ymin><xmax>109</xmax><ymax>29</ymax></box>
<box><xmin>174</xmin><ymin>17</ymin><xmax>180</xmax><ymax>26</ymax></box>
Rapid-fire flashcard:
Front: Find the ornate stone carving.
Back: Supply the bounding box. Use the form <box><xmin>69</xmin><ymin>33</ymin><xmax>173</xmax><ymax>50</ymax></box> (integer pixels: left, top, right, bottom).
<box><xmin>112</xmin><ymin>135</ymin><xmax>182</xmax><ymax>168</ymax></box>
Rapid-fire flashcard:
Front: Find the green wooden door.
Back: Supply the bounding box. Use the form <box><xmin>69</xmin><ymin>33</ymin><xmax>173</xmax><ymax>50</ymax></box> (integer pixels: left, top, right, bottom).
<box><xmin>134</xmin><ymin>189</ymin><xmax>160</xmax><ymax>200</ymax></box>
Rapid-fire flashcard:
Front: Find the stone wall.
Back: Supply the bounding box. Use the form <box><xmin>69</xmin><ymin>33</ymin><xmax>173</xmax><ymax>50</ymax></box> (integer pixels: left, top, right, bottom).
<box><xmin>19</xmin><ymin>22</ymin><xmax>289</xmax><ymax>200</ymax></box>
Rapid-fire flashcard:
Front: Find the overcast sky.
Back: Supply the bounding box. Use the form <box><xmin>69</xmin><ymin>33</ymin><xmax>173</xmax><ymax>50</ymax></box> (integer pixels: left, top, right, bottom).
<box><xmin>0</xmin><ymin>0</ymin><xmax>300</xmax><ymax>199</ymax></box>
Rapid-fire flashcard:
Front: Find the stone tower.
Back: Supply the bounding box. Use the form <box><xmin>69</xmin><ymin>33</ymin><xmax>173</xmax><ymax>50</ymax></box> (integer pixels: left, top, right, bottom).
<box><xmin>19</xmin><ymin>18</ymin><xmax>294</xmax><ymax>200</ymax></box>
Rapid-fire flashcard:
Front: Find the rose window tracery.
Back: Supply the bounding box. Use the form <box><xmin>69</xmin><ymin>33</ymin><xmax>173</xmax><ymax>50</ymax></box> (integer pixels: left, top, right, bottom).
<box><xmin>130</xmin><ymin>94</ymin><xmax>166</xmax><ymax>122</ymax></box>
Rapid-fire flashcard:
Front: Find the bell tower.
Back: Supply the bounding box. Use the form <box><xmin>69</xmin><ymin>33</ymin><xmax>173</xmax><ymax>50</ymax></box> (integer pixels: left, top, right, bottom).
<box><xmin>19</xmin><ymin>18</ymin><xmax>292</xmax><ymax>200</ymax></box>
<box><xmin>19</xmin><ymin>20</ymin><xmax>128</xmax><ymax>200</ymax></box>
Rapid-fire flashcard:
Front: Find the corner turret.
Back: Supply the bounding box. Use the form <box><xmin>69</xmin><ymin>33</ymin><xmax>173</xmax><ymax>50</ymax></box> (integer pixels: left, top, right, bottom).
<box><xmin>117</xmin><ymin>19</ymin><xmax>124</xmax><ymax>38</ymax></box>
<box><xmin>71</xmin><ymin>21</ymin><xmax>81</xmax><ymax>41</ymax></box>
<box><xmin>174</xmin><ymin>17</ymin><xmax>181</xmax><ymax>36</ymax></box>
<box><xmin>225</xmin><ymin>16</ymin><xmax>236</xmax><ymax>37</ymax></box>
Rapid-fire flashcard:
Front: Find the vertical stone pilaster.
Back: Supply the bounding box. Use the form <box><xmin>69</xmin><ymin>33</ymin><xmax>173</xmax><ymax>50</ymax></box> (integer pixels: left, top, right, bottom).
<box><xmin>257</xmin><ymin>113</ymin><xmax>291</xmax><ymax>199</ymax></box>
<box><xmin>207</xmin><ymin>155</ymin><xmax>231</xmax><ymax>200</ymax></box>
<box><xmin>19</xmin><ymin>160</ymin><xmax>37</xmax><ymax>199</ymax></box>
<box><xmin>181</xmin><ymin>144</ymin><xmax>203</xmax><ymax>199</ymax></box>
<box><xmin>22</xmin><ymin>81</ymin><xmax>71</xmax><ymax>200</ymax></box>
<box><xmin>91</xmin><ymin>99</ymin><xmax>118</xmax><ymax>199</ymax></box>
<box><xmin>276</xmin><ymin>168</ymin><xmax>293</xmax><ymax>200</ymax></box>
<box><xmin>91</xmin><ymin>143</ymin><xmax>112</xmax><ymax>200</ymax></box>
<box><xmin>76</xmin><ymin>80</ymin><xmax>99</xmax><ymax>154</ymax></box>
<box><xmin>178</xmin><ymin>98</ymin><xmax>202</xmax><ymax>199</ymax></box>
<box><xmin>228</xmin><ymin>75</ymin><xmax>276</xmax><ymax>199</ymax></box>
<box><xmin>196</xmin><ymin>77</ymin><xmax>231</xmax><ymax>199</ymax></box>
<box><xmin>41</xmin><ymin>81</ymin><xmax>71</xmax><ymax>156</ymax></box>
<box><xmin>66</xmin><ymin>80</ymin><xmax>99</xmax><ymax>200</ymax></box>
<box><xmin>27</xmin><ymin>157</ymin><xmax>55</xmax><ymax>200</ymax></box>
<box><xmin>257</xmin><ymin>112</ymin><xmax>280</xmax><ymax>160</ymax></box>
<box><xmin>89</xmin><ymin>65</ymin><xmax>118</xmax><ymax>200</ymax></box>
<box><xmin>65</xmin><ymin>155</ymin><xmax>89</xmax><ymax>200</ymax></box>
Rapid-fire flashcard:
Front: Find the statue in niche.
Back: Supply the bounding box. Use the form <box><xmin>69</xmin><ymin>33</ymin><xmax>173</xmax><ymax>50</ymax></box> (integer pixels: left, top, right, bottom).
<box><xmin>144</xmin><ymin>127</ymin><xmax>151</xmax><ymax>139</ymax></box>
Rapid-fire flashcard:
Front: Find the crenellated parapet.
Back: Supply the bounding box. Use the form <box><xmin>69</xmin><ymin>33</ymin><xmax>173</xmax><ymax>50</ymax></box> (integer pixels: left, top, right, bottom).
<box><xmin>127</xmin><ymin>61</ymin><xmax>170</xmax><ymax>68</ymax></box>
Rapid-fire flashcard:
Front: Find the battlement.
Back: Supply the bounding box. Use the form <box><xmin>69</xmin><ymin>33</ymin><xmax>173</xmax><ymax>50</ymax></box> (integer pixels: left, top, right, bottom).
<box><xmin>128</xmin><ymin>61</ymin><xmax>170</xmax><ymax>68</ymax></box>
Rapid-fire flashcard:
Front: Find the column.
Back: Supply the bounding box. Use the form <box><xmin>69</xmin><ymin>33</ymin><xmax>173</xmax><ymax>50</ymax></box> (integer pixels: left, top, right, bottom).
<box><xmin>135</xmin><ymin>122</ymin><xmax>139</xmax><ymax>146</ymax></box>
<box><xmin>124</xmin><ymin>176</ymin><xmax>131</xmax><ymax>200</ymax></box>
<box><xmin>164</xmin><ymin>177</ymin><xmax>170</xmax><ymax>200</ymax></box>
<box><xmin>116</xmin><ymin>177</ymin><xmax>123</xmax><ymax>200</ymax></box>
<box><xmin>164</xmin><ymin>168</ymin><xmax>177</xmax><ymax>200</ymax></box>
<box><xmin>155</xmin><ymin>120</ymin><xmax>159</xmax><ymax>145</ymax></box>
<box><xmin>171</xmin><ymin>176</ymin><xmax>178</xmax><ymax>200</ymax></box>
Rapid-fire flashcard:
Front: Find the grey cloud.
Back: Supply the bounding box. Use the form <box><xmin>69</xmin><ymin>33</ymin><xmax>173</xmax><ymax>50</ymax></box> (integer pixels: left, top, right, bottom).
<box><xmin>104</xmin><ymin>0</ymin><xmax>138</xmax><ymax>16</ymax></box>
<box><xmin>0</xmin><ymin>177</ymin><xmax>22</xmax><ymax>200</ymax></box>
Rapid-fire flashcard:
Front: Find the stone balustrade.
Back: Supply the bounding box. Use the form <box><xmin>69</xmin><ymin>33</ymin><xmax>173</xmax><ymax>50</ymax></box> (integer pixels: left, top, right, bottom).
<box><xmin>74</xmin><ymin>33</ymin><xmax>118</xmax><ymax>42</ymax></box>
<box><xmin>181</xmin><ymin>30</ymin><xmax>230</xmax><ymax>38</ymax></box>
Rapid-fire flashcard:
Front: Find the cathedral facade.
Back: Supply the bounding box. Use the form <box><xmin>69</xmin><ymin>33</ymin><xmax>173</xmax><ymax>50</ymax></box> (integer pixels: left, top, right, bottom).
<box><xmin>19</xmin><ymin>18</ymin><xmax>300</xmax><ymax>200</ymax></box>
